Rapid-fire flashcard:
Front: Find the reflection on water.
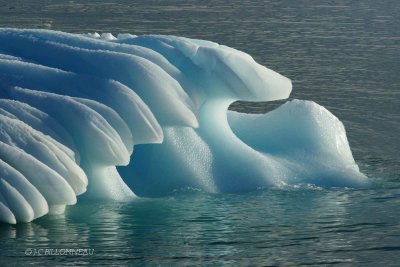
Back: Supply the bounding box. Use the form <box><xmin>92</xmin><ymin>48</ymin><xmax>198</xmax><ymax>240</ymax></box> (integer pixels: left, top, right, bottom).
<box><xmin>1</xmin><ymin>189</ymin><xmax>400</xmax><ymax>265</ymax></box>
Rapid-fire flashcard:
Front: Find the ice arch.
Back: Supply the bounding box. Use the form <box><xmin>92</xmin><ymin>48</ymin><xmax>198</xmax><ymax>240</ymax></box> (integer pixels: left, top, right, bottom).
<box><xmin>0</xmin><ymin>29</ymin><xmax>367</xmax><ymax>224</ymax></box>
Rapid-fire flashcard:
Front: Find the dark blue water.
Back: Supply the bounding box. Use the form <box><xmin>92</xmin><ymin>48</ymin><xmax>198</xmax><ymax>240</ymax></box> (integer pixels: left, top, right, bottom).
<box><xmin>0</xmin><ymin>0</ymin><xmax>399</xmax><ymax>265</ymax></box>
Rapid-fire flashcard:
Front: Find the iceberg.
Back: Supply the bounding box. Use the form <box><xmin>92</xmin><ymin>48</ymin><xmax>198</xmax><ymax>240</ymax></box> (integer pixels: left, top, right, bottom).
<box><xmin>0</xmin><ymin>29</ymin><xmax>367</xmax><ymax>224</ymax></box>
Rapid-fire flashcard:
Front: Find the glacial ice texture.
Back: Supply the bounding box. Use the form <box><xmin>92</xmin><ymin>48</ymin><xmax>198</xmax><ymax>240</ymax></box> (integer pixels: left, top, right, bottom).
<box><xmin>0</xmin><ymin>29</ymin><xmax>367</xmax><ymax>224</ymax></box>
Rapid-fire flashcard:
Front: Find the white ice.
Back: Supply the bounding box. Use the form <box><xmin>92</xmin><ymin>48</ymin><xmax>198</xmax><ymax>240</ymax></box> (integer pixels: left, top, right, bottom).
<box><xmin>0</xmin><ymin>29</ymin><xmax>367</xmax><ymax>224</ymax></box>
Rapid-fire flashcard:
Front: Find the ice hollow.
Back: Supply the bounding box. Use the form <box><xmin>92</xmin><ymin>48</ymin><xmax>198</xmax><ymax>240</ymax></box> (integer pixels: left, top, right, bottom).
<box><xmin>0</xmin><ymin>29</ymin><xmax>367</xmax><ymax>224</ymax></box>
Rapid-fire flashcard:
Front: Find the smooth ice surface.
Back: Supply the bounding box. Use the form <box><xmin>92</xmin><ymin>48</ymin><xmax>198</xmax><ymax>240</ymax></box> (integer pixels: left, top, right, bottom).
<box><xmin>0</xmin><ymin>29</ymin><xmax>367</xmax><ymax>223</ymax></box>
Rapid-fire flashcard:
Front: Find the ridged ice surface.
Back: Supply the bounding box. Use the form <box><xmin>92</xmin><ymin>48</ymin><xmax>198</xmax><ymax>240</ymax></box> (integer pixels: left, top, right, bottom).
<box><xmin>0</xmin><ymin>29</ymin><xmax>367</xmax><ymax>224</ymax></box>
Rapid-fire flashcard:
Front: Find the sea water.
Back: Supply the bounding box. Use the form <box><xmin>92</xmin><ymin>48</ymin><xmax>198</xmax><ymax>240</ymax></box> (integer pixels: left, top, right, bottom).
<box><xmin>0</xmin><ymin>0</ymin><xmax>399</xmax><ymax>265</ymax></box>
